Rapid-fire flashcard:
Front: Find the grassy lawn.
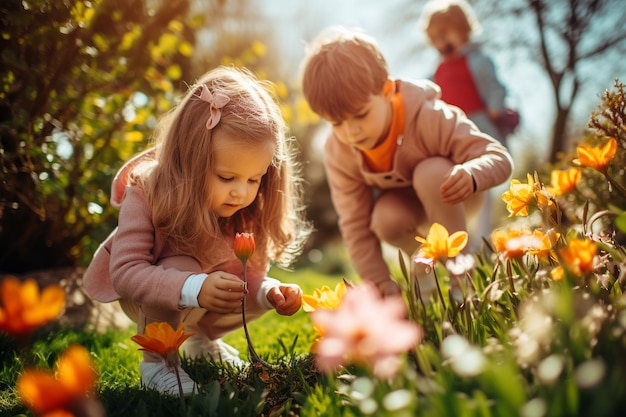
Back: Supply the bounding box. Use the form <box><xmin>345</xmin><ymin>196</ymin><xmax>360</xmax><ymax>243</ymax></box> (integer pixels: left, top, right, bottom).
<box><xmin>0</xmin><ymin>266</ymin><xmax>350</xmax><ymax>417</ymax></box>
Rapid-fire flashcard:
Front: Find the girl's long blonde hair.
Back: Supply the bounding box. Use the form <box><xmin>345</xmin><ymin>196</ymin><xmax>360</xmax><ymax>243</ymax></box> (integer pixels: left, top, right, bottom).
<box><xmin>133</xmin><ymin>66</ymin><xmax>311</xmax><ymax>267</ymax></box>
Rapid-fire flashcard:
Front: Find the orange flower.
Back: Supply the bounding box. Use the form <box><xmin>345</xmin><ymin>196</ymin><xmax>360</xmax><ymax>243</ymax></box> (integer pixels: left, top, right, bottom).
<box><xmin>0</xmin><ymin>277</ymin><xmax>65</xmax><ymax>336</ymax></box>
<box><xmin>546</xmin><ymin>168</ymin><xmax>581</xmax><ymax>196</ymax></box>
<box><xmin>559</xmin><ymin>238</ymin><xmax>597</xmax><ymax>276</ymax></box>
<box><xmin>501</xmin><ymin>173</ymin><xmax>551</xmax><ymax>217</ymax></box>
<box><xmin>302</xmin><ymin>281</ymin><xmax>347</xmax><ymax>312</ymax></box>
<box><xmin>573</xmin><ymin>138</ymin><xmax>617</xmax><ymax>172</ymax></box>
<box><xmin>131</xmin><ymin>322</ymin><xmax>193</xmax><ymax>364</ymax></box>
<box><xmin>234</xmin><ymin>232</ymin><xmax>255</xmax><ymax>263</ymax></box>
<box><xmin>17</xmin><ymin>345</ymin><xmax>98</xmax><ymax>416</ymax></box>
<box><xmin>415</xmin><ymin>222</ymin><xmax>468</xmax><ymax>263</ymax></box>
<box><xmin>526</xmin><ymin>229</ymin><xmax>560</xmax><ymax>260</ymax></box>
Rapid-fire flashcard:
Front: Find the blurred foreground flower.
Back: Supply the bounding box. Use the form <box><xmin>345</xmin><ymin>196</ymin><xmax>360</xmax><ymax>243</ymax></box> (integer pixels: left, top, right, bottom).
<box><xmin>0</xmin><ymin>276</ymin><xmax>65</xmax><ymax>337</ymax></box>
<box><xmin>415</xmin><ymin>222</ymin><xmax>468</xmax><ymax>263</ymax></box>
<box><xmin>311</xmin><ymin>283</ymin><xmax>422</xmax><ymax>379</ymax></box>
<box><xmin>17</xmin><ymin>344</ymin><xmax>103</xmax><ymax>417</ymax></box>
<box><xmin>131</xmin><ymin>321</ymin><xmax>193</xmax><ymax>366</ymax></box>
<box><xmin>491</xmin><ymin>228</ymin><xmax>558</xmax><ymax>261</ymax></box>
<box><xmin>558</xmin><ymin>238</ymin><xmax>597</xmax><ymax>277</ymax></box>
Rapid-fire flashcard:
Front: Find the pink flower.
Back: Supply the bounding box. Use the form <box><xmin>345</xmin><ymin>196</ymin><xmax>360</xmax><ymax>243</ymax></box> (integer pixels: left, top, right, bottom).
<box><xmin>311</xmin><ymin>283</ymin><xmax>422</xmax><ymax>378</ymax></box>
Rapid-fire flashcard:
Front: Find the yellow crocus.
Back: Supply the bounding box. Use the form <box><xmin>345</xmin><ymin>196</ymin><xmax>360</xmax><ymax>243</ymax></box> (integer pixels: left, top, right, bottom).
<box><xmin>415</xmin><ymin>222</ymin><xmax>468</xmax><ymax>263</ymax></box>
<box><xmin>302</xmin><ymin>281</ymin><xmax>347</xmax><ymax>312</ymax></box>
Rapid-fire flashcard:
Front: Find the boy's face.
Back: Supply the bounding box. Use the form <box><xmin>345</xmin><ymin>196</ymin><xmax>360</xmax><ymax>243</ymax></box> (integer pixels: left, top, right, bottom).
<box><xmin>427</xmin><ymin>22</ymin><xmax>468</xmax><ymax>58</ymax></box>
<box><xmin>326</xmin><ymin>88</ymin><xmax>393</xmax><ymax>151</ymax></box>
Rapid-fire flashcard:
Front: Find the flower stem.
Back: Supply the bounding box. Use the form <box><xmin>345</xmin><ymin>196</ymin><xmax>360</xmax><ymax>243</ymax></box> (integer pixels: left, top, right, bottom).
<box><xmin>433</xmin><ymin>267</ymin><xmax>447</xmax><ymax>310</ymax></box>
<box><xmin>241</xmin><ymin>260</ymin><xmax>273</xmax><ymax>368</ymax></box>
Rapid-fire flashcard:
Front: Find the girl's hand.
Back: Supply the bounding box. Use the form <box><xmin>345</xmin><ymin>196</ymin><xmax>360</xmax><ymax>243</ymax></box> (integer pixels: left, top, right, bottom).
<box><xmin>267</xmin><ymin>284</ymin><xmax>302</xmax><ymax>316</ymax></box>
<box><xmin>197</xmin><ymin>271</ymin><xmax>246</xmax><ymax>313</ymax></box>
<box><xmin>440</xmin><ymin>164</ymin><xmax>475</xmax><ymax>205</ymax></box>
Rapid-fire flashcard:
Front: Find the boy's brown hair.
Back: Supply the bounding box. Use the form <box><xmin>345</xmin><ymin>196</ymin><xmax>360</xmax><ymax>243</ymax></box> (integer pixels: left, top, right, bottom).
<box><xmin>301</xmin><ymin>26</ymin><xmax>389</xmax><ymax>122</ymax></box>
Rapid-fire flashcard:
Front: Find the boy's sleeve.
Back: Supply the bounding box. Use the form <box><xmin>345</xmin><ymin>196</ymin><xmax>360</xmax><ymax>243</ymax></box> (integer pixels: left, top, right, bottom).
<box><xmin>323</xmin><ymin>137</ymin><xmax>393</xmax><ymax>286</ymax></box>
<box><xmin>417</xmin><ymin>99</ymin><xmax>514</xmax><ymax>192</ymax></box>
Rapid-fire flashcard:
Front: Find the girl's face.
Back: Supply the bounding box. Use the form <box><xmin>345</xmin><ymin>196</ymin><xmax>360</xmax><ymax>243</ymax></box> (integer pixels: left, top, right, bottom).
<box><xmin>327</xmin><ymin>87</ymin><xmax>393</xmax><ymax>151</ymax></box>
<box><xmin>209</xmin><ymin>131</ymin><xmax>274</xmax><ymax>218</ymax></box>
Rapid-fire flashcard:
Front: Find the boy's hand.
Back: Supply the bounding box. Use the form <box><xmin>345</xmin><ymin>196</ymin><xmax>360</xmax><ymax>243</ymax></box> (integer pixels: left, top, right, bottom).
<box><xmin>378</xmin><ymin>280</ymin><xmax>402</xmax><ymax>297</ymax></box>
<box><xmin>197</xmin><ymin>271</ymin><xmax>246</xmax><ymax>313</ymax></box>
<box><xmin>440</xmin><ymin>164</ymin><xmax>474</xmax><ymax>205</ymax></box>
<box><xmin>267</xmin><ymin>284</ymin><xmax>302</xmax><ymax>316</ymax></box>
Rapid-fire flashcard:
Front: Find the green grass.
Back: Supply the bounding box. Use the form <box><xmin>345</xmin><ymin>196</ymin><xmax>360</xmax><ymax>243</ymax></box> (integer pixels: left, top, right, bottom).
<box><xmin>0</xmin><ymin>267</ymin><xmax>341</xmax><ymax>417</ymax></box>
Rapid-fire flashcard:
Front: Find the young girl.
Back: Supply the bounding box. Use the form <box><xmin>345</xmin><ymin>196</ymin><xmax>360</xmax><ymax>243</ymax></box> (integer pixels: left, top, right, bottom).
<box><xmin>300</xmin><ymin>27</ymin><xmax>513</xmax><ymax>300</ymax></box>
<box><xmin>83</xmin><ymin>66</ymin><xmax>311</xmax><ymax>396</ymax></box>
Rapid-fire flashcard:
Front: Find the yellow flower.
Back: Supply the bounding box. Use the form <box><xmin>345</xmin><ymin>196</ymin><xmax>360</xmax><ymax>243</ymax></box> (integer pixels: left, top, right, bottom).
<box><xmin>0</xmin><ymin>277</ymin><xmax>65</xmax><ymax>336</ymax></box>
<box><xmin>302</xmin><ymin>281</ymin><xmax>347</xmax><ymax>312</ymax></box>
<box><xmin>131</xmin><ymin>322</ymin><xmax>193</xmax><ymax>364</ymax></box>
<box><xmin>491</xmin><ymin>228</ymin><xmax>559</xmax><ymax>261</ymax></box>
<box><xmin>527</xmin><ymin>229</ymin><xmax>560</xmax><ymax>260</ymax></box>
<box><xmin>573</xmin><ymin>137</ymin><xmax>617</xmax><ymax>172</ymax></box>
<box><xmin>546</xmin><ymin>168</ymin><xmax>582</xmax><ymax>196</ymax></box>
<box><xmin>17</xmin><ymin>345</ymin><xmax>98</xmax><ymax>416</ymax></box>
<box><xmin>559</xmin><ymin>238</ymin><xmax>597</xmax><ymax>276</ymax></box>
<box><xmin>501</xmin><ymin>173</ymin><xmax>551</xmax><ymax>217</ymax></box>
<box><xmin>415</xmin><ymin>222</ymin><xmax>468</xmax><ymax>263</ymax></box>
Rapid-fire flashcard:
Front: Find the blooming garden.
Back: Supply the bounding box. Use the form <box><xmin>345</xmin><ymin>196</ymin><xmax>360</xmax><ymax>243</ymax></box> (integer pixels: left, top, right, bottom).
<box><xmin>1</xmin><ymin>81</ymin><xmax>626</xmax><ymax>417</ymax></box>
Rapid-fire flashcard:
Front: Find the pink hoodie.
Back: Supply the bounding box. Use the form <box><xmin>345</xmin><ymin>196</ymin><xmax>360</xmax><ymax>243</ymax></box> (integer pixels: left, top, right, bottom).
<box><xmin>83</xmin><ymin>149</ymin><xmax>276</xmax><ymax>337</ymax></box>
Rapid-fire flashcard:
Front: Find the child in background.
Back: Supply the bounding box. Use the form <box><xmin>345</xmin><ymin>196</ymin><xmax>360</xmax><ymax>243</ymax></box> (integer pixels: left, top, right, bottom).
<box><xmin>420</xmin><ymin>0</ymin><xmax>510</xmax><ymax>143</ymax></box>
<box><xmin>83</xmin><ymin>66</ymin><xmax>311</xmax><ymax>396</ymax></box>
<box><xmin>420</xmin><ymin>0</ymin><xmax>513</xmax><ymax>239</ymax></box>
<box><xmin>300</xmin><ymin>26</ymin><xmax>513</xmax><ymax>299</ymax></box>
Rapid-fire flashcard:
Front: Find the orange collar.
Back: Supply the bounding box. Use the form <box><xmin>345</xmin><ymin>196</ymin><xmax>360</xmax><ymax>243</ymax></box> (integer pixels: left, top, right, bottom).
<box><xmin>362</xmin><ymin>90</ymin><xmax>405</xmax><ymax>172</ymax></box>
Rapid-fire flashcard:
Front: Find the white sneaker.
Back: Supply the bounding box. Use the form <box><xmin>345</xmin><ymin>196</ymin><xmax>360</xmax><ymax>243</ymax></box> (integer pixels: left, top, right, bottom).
<box><xmin>139</xmin><ymin>360</ymin><xmax>195</xmax><ymax>396</ymax></box>
<box><xmin>182</xmin><ymin>335</ymin><xmax>247</xmax><ymax>368</ymax></box>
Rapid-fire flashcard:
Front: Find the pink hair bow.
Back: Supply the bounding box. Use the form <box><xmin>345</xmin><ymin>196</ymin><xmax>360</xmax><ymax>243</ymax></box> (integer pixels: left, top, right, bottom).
<box><xmin>198</xmin><ymin>84</ymin><xmax>230</xmax><ymax>130</ymax></box>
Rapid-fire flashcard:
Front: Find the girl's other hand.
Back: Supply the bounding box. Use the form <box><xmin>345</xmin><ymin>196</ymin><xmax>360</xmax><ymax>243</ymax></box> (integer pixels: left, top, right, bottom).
<box><xmin>198</xmin><ymin>271</ymin><xmax>246</xmax><ymax>313</ymax></box>
<box><xmin>267</xmin><ymin>284</ymin><xmax>302</xmax><ymax>316</ymax></box>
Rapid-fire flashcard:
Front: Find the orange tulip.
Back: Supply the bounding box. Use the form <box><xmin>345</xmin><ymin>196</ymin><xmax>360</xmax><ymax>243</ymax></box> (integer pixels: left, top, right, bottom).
<box><xmin>415</xmin><ymin>222</ymin><xmax>468</xmax><ymax>263</ymax></box>
<box><xmin>546</xmin><ymin>168</ymin><xmax>581</xmax><ymax>196</ymax></box>
<box><xmin>0</xmin><ymin>277</ymin><xmax>65</xmax><ymax>336</ymax></box>
<box><xmin>131</xmin><ymin>322</ymin><xmax>193</xmax><ymax>364</ymax></box>
<box><xmin>234</xmin><ymin>232</ymin><xmax>255</xmax><ymax>263</ymax></box>
<box><xmin>17</xmin><ymin>345</ymin><xmax>98</xmax><ymax>416</ymax></box>
<box><xmin>574</xmin><ymin>138</ymin><xmax>617</xmax><ymax>172</ymax></box>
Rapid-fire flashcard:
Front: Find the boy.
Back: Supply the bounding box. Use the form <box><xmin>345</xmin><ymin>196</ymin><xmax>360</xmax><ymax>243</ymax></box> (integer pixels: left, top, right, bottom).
<box><xmin>300</xmin><ymin>26</ymin><xmax>513</xmax><ymax>297</ymax></box>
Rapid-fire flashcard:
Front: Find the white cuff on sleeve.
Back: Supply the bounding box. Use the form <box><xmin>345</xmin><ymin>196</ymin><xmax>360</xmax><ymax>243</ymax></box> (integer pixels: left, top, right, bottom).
<box><xmin>178</xmin><ymin>273</ymin><xmax>208</xmax><ymax>308</ymax></box>
<box><xmin>256</xmin><ymin>277</ymin><xmax>281</xmax><ymax>310</ymax></box>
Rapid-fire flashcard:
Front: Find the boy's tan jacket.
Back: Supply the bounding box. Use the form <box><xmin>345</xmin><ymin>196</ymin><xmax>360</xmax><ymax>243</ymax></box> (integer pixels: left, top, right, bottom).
<box><xmin>324</xmin><ymin>78</ymin><xmax>514</xmax><ymax>286</ymax></box>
